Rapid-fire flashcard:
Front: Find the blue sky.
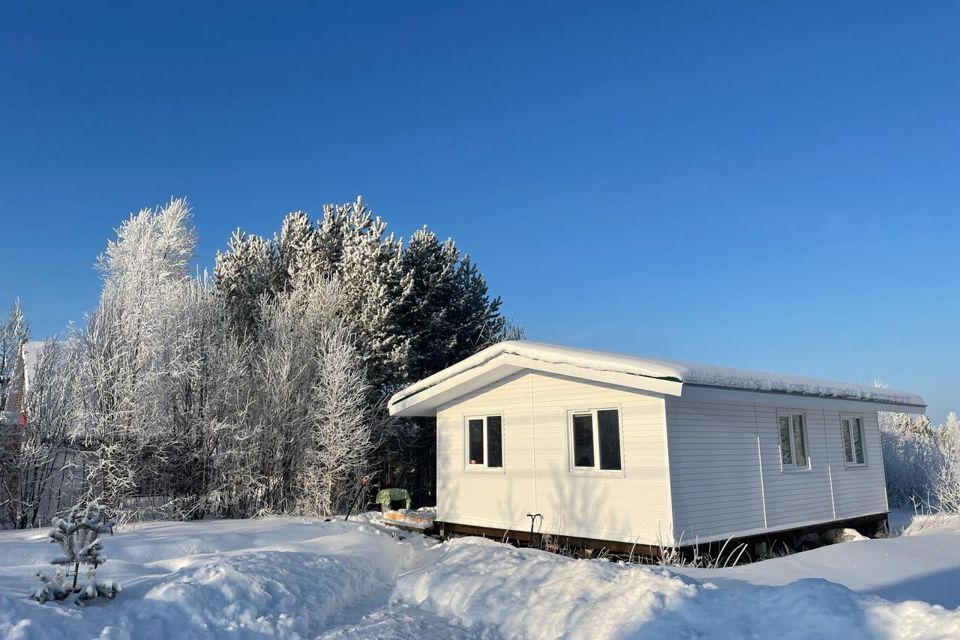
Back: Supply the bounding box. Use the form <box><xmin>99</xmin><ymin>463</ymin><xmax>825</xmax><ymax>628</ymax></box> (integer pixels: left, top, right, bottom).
<box><xmin>1</xmin><ymin>2</ymin><xmax>957</xmax><ymax>421</ymax></box>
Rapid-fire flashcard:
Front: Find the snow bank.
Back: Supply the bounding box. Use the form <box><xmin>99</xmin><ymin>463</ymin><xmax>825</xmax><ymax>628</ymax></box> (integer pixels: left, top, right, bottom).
<box><xmin>145</xmin><ymin>551</ymin><xmax>380</xmax><ymax>637</ymax></box>
<box><xmin>3</xmin><ymin>518</ymin><xmax>960</xmax><ymax>639</ymax></box>
<box><xmin>0</xmin><ymin>517</ymin><xmax>429</xmax><ymax>640</ymax></box>
<box><xmin>681</xmin><ymin>514</ymin><xmax>960</xmax><ymax>610</ymax></box>
<box><xmin>394</xmin><ymin>537</ymin><xmax>960</xmax><ymax>640</ymax></box>
<box><xmin>390</xmin><ymin>341</ymin><xmax>925</xmax><ymax>409</ymax></box>
<box><xmin>900</xmin><ymin>513</ymin><xmax>960</xmax><ymax>537</ymax></box>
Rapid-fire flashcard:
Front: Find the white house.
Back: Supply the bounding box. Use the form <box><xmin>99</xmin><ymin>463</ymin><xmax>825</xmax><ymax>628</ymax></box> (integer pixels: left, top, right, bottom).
<box><xmin>388</xmin><ymin>341</ymin><xmax>925</xmax><ymax>553</ymax></box>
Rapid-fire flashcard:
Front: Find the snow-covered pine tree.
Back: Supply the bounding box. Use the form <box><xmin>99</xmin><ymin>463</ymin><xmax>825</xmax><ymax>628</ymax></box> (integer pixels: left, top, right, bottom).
<box><xmin>208</xmin><ymin>196</ymin><xmax>509</xmax><ymax>506</ymax></box>
<box><xmin>396</xmin><ymin>228</ymin><xmax>458</xmax><ymax>383</ymax></box>
<box><xmin>387</xmin><ymin>228</ymin><xmax>507</xmax><ymax>497</ymax></box>
<box><xmin>314</xmin><ymin>201</ymin><xmax>352</xmax><ymax>277</ymax></box>
<box><xmin>214</xmin><ymin>229</ymin><xmax>283</xmax><ymax>334</ymax></box>
<box><xmin>277</xmin><ymin>211</ymin><xmax>323</xmax><ymax>283</ymax></box>
<box><xmin>449</xmin><ymin>253</ymin><xmax>505</xmax><ymax>358</ymax></box>
<box><xmin>0</xmin><ymin>299</ymin><xmax>30</xmax><ymax>411</ymax></box>
<box><xmin>32</xmin><ymin>501</ymin><xmax>120</xmax><ymax>604</ymax></box>
<box><xmin>337</xmin><ymin>202</ymin><xmax>409</xmax><ymax>396</ymax></box>
<box><xmin>213</xmin><ymin>196</ymin><xmax>508</xmax><ymax>396</ymax></box>
<box><xmin>397</xmin><ymin>227</ymin><xmax>506</xmax><ymax>384</ymax></box>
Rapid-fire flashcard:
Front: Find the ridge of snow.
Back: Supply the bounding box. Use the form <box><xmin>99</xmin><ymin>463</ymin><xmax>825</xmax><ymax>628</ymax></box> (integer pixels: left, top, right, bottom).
<box><xmin>389</xmin><ymin>341</ymin><xmax>925</xmax><ymax>408</ymax></box>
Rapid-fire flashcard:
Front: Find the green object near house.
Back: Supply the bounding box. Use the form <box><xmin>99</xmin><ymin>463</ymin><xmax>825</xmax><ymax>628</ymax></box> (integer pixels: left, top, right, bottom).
<box><xmin>376</xmin><ymin>488</ymin><xmax>411</xmax><ymax>512</ymax></box>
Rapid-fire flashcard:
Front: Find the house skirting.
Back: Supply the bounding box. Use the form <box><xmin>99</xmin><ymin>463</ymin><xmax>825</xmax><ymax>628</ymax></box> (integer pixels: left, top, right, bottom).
<box><xmin>435</xmin><ymin>512</ymin><xmax>889</xmax><ymax>561</ymax></box>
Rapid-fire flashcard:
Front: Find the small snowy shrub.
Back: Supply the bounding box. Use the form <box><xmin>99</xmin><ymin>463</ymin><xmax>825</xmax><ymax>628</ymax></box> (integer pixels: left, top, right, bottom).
<box><xmin>31</xmin><ymin>502</ymin><xmax>121</xmax><ymax>604</ymax></box>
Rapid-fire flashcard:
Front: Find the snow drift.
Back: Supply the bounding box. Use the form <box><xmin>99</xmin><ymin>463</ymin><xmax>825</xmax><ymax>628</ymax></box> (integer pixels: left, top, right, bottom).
<box><xmin>395</xmin><ymin>537</ymin><xmax>960</xmax><ymax>640</ymax></box>
<box><xmin>2</xmin><ymin>515</ymin><xmax>960</xmax><ymax>639</ymax></box>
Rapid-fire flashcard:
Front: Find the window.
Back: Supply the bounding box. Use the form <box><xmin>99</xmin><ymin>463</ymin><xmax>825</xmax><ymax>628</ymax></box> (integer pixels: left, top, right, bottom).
<box><xmin>841</xmin><ymin>416</ymin><xmax>866</xmax><ymax>465</ymax></box>
<box><xmin>569</xmin><ymin>409</ymin><xmax>622</xmax><ymax>471</ymax></box>
<box><xmin>777</xmin><ymin>412</ymin><xmax>808</xmax><ymax>469</ymax></box>
<box><xmin>466</xmin><ymin>415</ymin><xmax>503</xmax><ymax>469</ymax></box>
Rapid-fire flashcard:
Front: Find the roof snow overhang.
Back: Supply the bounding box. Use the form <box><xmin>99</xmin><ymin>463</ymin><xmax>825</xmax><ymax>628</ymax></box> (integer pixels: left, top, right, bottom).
<box><xmin>388</xmin><ymin>341</ymin><xmax>927</xmax><ymax>417</ymax></box>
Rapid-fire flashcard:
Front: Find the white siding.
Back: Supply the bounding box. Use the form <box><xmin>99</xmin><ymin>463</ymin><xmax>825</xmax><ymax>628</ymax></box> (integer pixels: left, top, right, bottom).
<box><xmin>756</xmin><ymin>405</ymin><xmax>835</xmax><ymax>530</ymax></box>
<box><xmin>437</xmin><ymin>371</ymin><xmax>672</xmax><ymax>545</ymax></box>
<box><xmin>829</xmin><ymin>411</ymin><xmax>888</xmax><ymax>518</ymax></box>
<box><xmin>664</xmin><ymin>400</ymin><xmax>767</xmax><ymax>542</ymax></box>
<box><xmin>666</xmin><ymin>393</ymin><xmax>888</xmax><ymax>543</ymax></box>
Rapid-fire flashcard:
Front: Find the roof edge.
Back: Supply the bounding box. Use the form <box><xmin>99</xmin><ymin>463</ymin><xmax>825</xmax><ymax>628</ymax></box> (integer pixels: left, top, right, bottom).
<box><xmin>388</xmin><ymin>341</ymin><xmax>684</xmax><ymax>414</ymax></box>
<box><xmin>388</xmin><ymin>340</ymin><xmax>926</xmax><ymax>415</ymax></box>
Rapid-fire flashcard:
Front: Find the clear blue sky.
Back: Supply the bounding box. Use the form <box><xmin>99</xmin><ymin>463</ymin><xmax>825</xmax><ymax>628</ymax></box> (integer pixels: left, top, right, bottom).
<box><xmin>1</xmin><ymin>2</ymin><xmax>957</xmax><ymax>421</ymax></box>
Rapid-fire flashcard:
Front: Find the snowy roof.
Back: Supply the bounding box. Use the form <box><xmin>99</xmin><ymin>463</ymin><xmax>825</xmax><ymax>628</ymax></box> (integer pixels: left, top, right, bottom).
<box><xmin>388</xmin><ymin>341</ymin><xmax>925</xmax><ymax>416</ymax></box>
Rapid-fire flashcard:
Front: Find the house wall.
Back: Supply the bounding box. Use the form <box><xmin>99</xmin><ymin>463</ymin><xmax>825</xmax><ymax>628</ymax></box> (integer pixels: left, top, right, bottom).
<box><xmin>665</xmin><ymin>391</ymin><xmax>888</xmax><ymax>543</ymax></box>
<box><xmin>436</xmin><ymin>370</ymin><xmax>673</xmax><ymax>545</ymax></box>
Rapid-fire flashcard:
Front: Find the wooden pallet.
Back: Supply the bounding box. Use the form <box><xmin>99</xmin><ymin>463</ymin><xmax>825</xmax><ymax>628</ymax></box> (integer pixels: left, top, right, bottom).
<box><xmin>382</xmin><ymin>509</ymin><xmax>436</xmax><ymax>532</ymax></box>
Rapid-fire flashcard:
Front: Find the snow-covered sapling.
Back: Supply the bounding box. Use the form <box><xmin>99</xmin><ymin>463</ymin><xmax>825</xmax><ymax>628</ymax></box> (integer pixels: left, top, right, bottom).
<box><xmin>32</xmin><ymin>502</ymin><xmax>121</xmax><ymax>604</ymax></box>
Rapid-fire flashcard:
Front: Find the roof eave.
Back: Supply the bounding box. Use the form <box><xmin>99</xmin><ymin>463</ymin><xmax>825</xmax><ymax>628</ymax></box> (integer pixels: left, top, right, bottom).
<box><xmin>679</xmin><ymin>383</ymin><xmax>926</xmax><ymax>414</ymax></box>
<box><xmin>389</xmin><ymin>353</ymin><xmax>684</xmax><ymax>417</ymax></box>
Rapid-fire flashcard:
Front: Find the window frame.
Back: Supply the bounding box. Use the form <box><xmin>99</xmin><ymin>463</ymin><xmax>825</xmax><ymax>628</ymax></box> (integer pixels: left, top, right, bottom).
<box><xmin>840</xmin><ymin>413</ymin><xmax>868</xmax><ymax>468</ymax></box>
<box><xmin>463</xmin><ymin>414</ymin><xmax>505</xmax><ymax>473</ymax></box>
<box><xmin>566</xmin><ymin>406</ymin><xmax>626</xmax><ymax>476</ymax></box>
<box><xmin>776</xmin><ymin>409</ymin><xmax>811</xmax><ymax>472</ymax></box>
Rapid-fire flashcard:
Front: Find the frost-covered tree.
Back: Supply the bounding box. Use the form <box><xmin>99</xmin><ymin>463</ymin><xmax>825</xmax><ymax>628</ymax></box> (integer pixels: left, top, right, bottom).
<box><xmin>72</xmin><ymin>199</ymin><xmax>197</xmax><ymax>521</ymax></box>
<box><xmin>249</xmin><ymin>288</ymin><xmax>323</xmax><ymax>513</ymax></box>
<box><xmin>32</xmin><ymin>501</ymin><xmax>119</xmax><ymax>603</ymax></box>
<box><xmin>0</xmin><ymin>299</ymin><xmax>29</xmax><ymax>411</ymax></box>
<box><xmin>213</xmin><ymin>196</ymin><xmax>507</xmax><ymax>396</ymax></box>
<box><xmin>935</xmin><ymin>412</ymin><xmax>960</xmax><ymax>514</ymax></box>
<box><xmin>60</xmin><ymin>198</ymin><xmax>381</xmax><ymax>521</ymax></box>
<box><xmin>231</xmin><ymin>277</ymin><xmax>373</xmax><ymax>516</ymax></box>
<box><xmin>10</xmin><ymin>194</ymin><xmax>508</xmax><ymax>525</ymax></box>
<box><xmin>214</xmin><ymin>229</ymin><xmax>282</xmax><ymax>335</ymax></box>
<box><xmin>156</xmin><ymin>277</ymin><xmax>253</xmax><ymax>519</ymax></box>
<box><xmin>211</xmin><ymin>197</ymin><xmax>508</xmax><ymax>501</ymax></box>
<box><xmin>501</xmin><ymin>318</ymin><xmax>526</xmax><ymax>341</ymax></box>
<box><xmin>939</xmin><ymin>412</ymin><xmax>960</xmax><ymax>453</ymax></box>
<box><xmin>13</xmin><ymin>340</ymin><xmax>78</xmax><ymax>529</ymax></box>
<box><xmin>879</xmin><ymin>411</ymin><xmax>942</xmax><ymax>508</ymax></box>
<box><xmin>277</xmin><ymin>211</ymin><xmax>323</xmax><ymax>281</ymax></box>
<box><xmin>297</xmin><ymin>286</ymin><xmax>372</xmax><ymax>516</ymax></box>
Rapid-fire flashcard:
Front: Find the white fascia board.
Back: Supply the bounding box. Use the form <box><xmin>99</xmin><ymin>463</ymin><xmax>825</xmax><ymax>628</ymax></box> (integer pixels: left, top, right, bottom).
<box><xmin>678</xmin><ymin>384</ymin><xmax>927</xmax><ymax>414</ymax></box>
<box><xmin>389</xmin><ymin>359</ymin><xmax>524</xmax><ymax>417</ymax></box>
<box><xmin>388</xmin><ymin>353</ymin><xmax>682</xmax><ymax>417</ymax></box>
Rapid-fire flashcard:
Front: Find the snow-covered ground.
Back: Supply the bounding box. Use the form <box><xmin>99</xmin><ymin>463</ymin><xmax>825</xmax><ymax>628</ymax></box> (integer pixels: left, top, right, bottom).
<box><xmin>2</xmin><ymin>512</ymin><xmax>959</xmax><ymax>639</ymax></box>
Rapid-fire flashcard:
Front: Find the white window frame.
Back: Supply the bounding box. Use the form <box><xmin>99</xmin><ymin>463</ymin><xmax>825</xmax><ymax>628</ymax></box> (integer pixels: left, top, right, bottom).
<box><xmin>566</xmin><ymin>407</ymin><xmax>625</xmax><ymax>476</ymax></box>
<box><xmin>463</xmin><ymin>414</ymin><xmax>505</xmax><ymax>473</ymax></box>
<box><xmin>776</xmin><ymin>410</ymin><xmax>810</xmax><ymax>471</ymax></box>
<box><xmin>840</xmin><ymin>414</ymin><xmax>868</xmax><ymax>468</ymax></box>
